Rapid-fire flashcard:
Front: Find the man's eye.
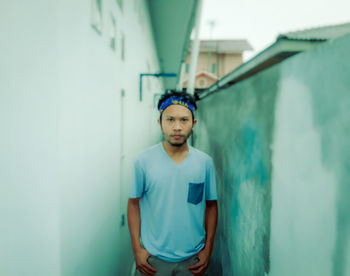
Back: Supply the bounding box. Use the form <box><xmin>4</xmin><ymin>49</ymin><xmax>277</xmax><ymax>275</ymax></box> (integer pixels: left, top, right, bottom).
<box><xmin>167</xmin><ymin>118</ymin><xmax>174</xmax><ymax>122</ymax></box>
<box><xmin>181</xmin><ymin>118</ymin><xmax>189</xmax><ymax>122</ymax></box>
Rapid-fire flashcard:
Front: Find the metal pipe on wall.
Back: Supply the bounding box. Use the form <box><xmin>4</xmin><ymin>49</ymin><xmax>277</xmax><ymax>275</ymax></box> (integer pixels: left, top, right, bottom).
<box><xmin>176</xmin><ymin>62</ymin><xmax>186</xmax><ymax>91</ymax></box>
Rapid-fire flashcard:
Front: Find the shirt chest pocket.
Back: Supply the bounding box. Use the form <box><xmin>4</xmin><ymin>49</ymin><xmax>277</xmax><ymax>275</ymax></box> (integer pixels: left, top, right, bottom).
<box><xmin>187</xmin><ymin>182</ymin><xmax>204</xmax><ymax>205</ymax></box>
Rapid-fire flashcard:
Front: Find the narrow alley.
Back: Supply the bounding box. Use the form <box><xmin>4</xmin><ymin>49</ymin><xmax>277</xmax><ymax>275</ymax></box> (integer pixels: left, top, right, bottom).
<box><xmin>1</xmin><ymin>1</ymin><xmax>350</xmax><ymax>275</ymax></box>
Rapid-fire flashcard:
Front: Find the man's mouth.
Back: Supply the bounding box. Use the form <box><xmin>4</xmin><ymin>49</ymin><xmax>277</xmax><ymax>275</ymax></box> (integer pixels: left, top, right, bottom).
<box><xmin>172</xmin><ymin>135</ymin><xmax>183</xmax><ymax>139</ymax></box>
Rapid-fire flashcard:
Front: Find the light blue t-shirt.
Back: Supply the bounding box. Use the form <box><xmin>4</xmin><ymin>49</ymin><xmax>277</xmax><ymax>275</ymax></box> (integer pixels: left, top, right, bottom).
<box><xmin>130</xmin><ymin>143</ymin><xmax>217</xmax><ymax>262</ymax></box>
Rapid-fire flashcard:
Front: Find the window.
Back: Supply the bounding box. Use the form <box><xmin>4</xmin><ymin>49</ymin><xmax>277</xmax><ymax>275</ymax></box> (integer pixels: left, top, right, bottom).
<box><xmin>117</xmin><ymin>0</ymin><xmax>123</xmax><ymax>12</ymax></box>
<box><xmin>121</xmin><ymin>33</ymin><xmax>125</xmax><ymax>61</ymax></box>
<box><xmin>211</xmin><ymin>63</ymin><xmax>217</xmax><ymax>73</ymax></box>
<box><xmin>197</xmin><ymin>77</ymin><xmax>208</xmax><ymax>88</ymax></box>
<box><xmin>91</xmin><ymin>0</ymin><xmax>103</xmax><ymax>35</ymax></box>
<box><xmin>109</xmin><ymin>14</ymin><xmax>117</xmax><ymax>51</ymax></box>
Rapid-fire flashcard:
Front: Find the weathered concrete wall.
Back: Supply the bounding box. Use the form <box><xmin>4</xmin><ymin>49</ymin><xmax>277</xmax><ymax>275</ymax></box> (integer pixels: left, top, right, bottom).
<box><xmin>194</xmin><ymin>66</ymin><xmax>279</xmax><ymax>275</ymax></box>
<box><xmin>195</xmin><ymin>34</ymin><xmax>350</xmax><ymax>275</ymax></box>
<box><xmin>269</xmin><ymin>34</ymin><xmax>350</xmax><ymax>276</ymax></box>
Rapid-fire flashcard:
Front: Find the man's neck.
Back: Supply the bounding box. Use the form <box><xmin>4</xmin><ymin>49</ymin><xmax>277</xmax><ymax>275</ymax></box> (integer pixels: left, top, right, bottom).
<box><xmin>163</xmin><ymin>141</ymin><xmax>188</xmax><ymax>157</ymax></box>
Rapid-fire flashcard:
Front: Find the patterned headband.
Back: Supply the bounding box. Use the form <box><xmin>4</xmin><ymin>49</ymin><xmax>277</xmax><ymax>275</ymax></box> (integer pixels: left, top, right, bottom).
<box><xmin>158</xmin><ymin>96</ymin><xmax>195</xmax><ymax>113</ymax></box>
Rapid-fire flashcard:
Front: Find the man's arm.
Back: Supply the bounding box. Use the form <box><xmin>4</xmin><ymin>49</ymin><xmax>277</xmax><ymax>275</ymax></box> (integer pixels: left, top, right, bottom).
<box><xmin>188</xmin><ymin>200</ymin><xmax>218</xmax><ymax>275</ymax></box>
<box><xmin>127</xmin><ymin>198</ymin><xmax>157</xmax><ymax>276</ymax></box>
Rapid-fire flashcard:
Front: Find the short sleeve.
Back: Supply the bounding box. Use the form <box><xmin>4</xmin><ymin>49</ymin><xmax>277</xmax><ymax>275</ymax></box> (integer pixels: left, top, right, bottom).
<box><xmin>129</xmin><ymin>159</ymin><xmax>145</xmax><ymax>198</ymax></box>
<box><xmin>205</xmin><ymin>157</ymin><xmax>217</xmax><ymax>200</ymax></box>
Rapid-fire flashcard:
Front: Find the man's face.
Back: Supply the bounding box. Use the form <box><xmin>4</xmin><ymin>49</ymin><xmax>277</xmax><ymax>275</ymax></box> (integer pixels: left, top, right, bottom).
<box><xmin>158</xmin><ymin>104</ymin><xmax>197</xmax><ymax>147</ymax></box>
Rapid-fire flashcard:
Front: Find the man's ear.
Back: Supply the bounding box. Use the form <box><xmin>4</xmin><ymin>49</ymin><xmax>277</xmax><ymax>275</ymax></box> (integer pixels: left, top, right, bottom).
<box><xmin>192</xmin><ymin>119</ymin><xmax>197</xmax><ymax>128</ymax></box>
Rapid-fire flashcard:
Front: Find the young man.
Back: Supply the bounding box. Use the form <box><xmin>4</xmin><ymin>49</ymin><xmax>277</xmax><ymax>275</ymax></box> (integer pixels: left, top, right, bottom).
<box><xmin>127</xmin><ymin>91</ymin><xmax>218</xmax><ymax>276</ymax></box>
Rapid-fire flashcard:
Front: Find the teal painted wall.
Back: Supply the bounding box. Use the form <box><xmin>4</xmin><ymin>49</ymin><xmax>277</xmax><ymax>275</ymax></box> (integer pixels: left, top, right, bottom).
<box><xmin>194</xmin><ymin>65</ymin><xmax>279</xmax><ymax>275</ymax></box>
<box><xmin>269</xmin><ymin>34</ymin><xmax>350</xmax><ymax>276</ymax></box>
<box><xmin>194</xmin><ymin>34</ymin><xmax>350</xmax><ymax>275</ymax></box>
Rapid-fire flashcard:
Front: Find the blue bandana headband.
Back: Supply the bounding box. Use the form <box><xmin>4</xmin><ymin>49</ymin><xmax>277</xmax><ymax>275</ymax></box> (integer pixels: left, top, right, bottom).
<box><xmin>158</xmin><ymin>96</ymin><xmax>195</xmax><ymax>113</ymax></box>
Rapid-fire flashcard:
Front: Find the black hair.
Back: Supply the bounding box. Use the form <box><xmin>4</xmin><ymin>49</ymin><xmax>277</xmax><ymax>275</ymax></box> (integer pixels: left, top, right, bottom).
<box><xmin>157</xmin><ymin>90</ymin><xmax>197</xmax><ymax>122</ymax></box>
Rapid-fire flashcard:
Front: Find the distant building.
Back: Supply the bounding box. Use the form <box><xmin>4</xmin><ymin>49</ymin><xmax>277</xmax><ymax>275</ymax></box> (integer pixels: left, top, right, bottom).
<box><xmin>183</xmin><ymin>39</ymin><xmax>253</xmax><ymax>89</ymax></box>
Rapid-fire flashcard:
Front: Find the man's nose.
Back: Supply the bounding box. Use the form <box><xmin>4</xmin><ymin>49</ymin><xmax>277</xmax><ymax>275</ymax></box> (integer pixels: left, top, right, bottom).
<box><xmin>173</xmin><ymin>120</ymin><xmax>182</xmax><ymax>130</ymax></box>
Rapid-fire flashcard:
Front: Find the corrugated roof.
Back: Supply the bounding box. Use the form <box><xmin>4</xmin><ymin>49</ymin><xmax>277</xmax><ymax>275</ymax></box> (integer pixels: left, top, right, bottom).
<box><xmin>190</xmin><ymin>39</ymin><xmax>253</xmax><ymax>53</ymax></box>
<box><xmin>278</xmin><ymin>22</ymin><xmax>350</xmax><ymax>41</ymax></box>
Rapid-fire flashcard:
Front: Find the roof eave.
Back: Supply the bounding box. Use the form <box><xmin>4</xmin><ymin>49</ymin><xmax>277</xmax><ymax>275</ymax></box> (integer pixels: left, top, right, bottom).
<box><xmin>199</xmin><ymin>39</ymin><xmax>323</xmax><ymax>98</ymax></box>
<box><xmin>147</xmin><ymin>0</ymin><xmax>199</xmax><ymax>90</ymax></box>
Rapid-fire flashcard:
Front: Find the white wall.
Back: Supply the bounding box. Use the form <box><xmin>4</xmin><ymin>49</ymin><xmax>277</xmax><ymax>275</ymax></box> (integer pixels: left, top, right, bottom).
<box><xmin>0</xmin><ymin>0</ymin><xmax>162</xmax><ymax>275</ymax></box>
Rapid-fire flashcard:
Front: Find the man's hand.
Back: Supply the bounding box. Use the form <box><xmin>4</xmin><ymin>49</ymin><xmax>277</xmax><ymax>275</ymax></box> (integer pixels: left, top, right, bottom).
<box><xmin>188</xmin><ymin>200</ymin><xmax>217</xmax><ymax>275</ymax></box>
<box><xmin>135</xmin><ymin>248</ymin><xmax>157</xmax><ymax>276</ymax></box>
<box><xmin>128</xmin><ymin>199</ymin><xmax>156</xmax><ymax>275</ymax></box>
<box><xmin>187</xmin><ymin>247</ymin><xmax>211</xmax><ymax>275</ymax></box>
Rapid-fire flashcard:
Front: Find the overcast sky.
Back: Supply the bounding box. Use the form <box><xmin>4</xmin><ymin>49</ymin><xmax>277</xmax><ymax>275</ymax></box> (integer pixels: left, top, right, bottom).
<box><xmin>200</xmin><ymin>0</ymin><xmax>350</xmax><ymax>60</ymax></box>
